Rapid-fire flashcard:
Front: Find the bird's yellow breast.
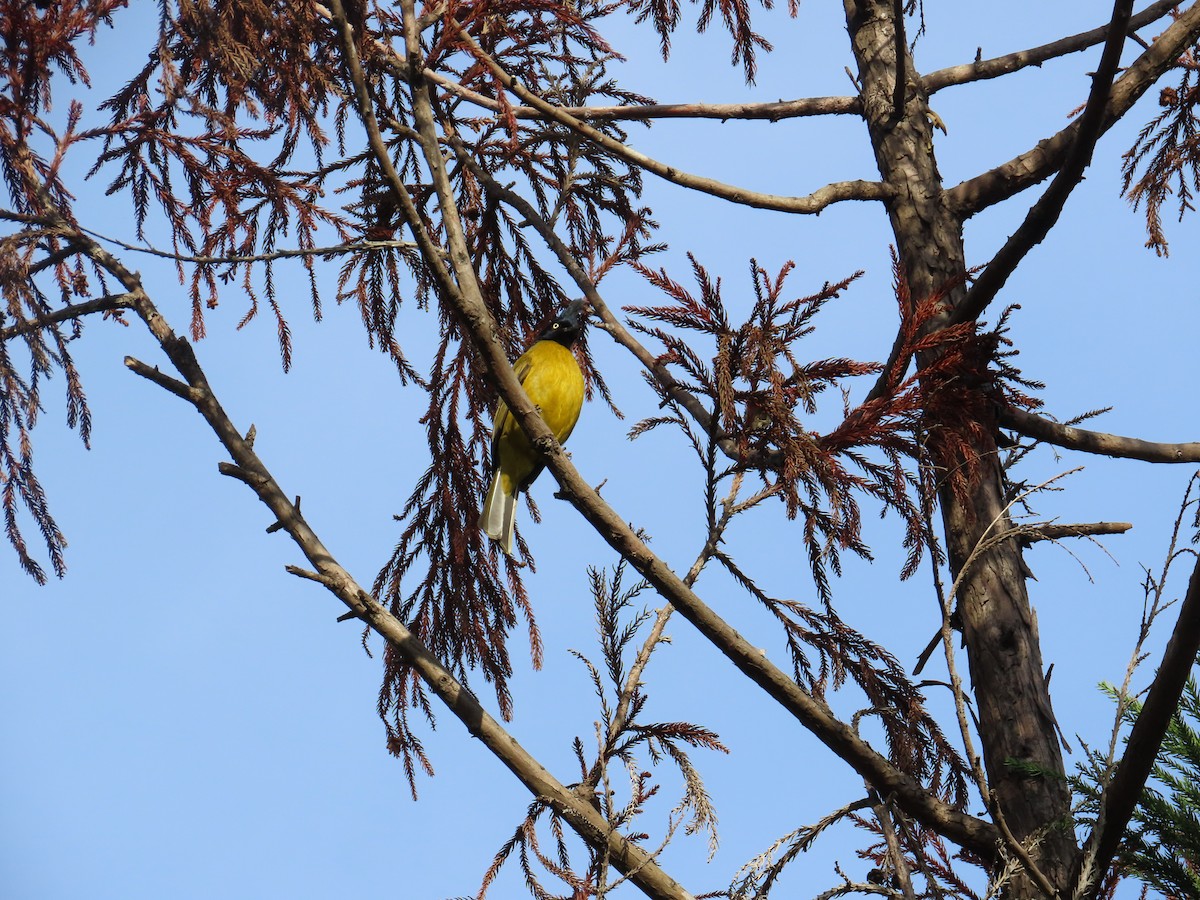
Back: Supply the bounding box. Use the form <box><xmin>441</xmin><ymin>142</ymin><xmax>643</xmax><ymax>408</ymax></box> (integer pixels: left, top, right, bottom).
<box><xmin>491</xmin><ymin>339</ymin><xmax>585</xmax><ymax>494</ymax></box>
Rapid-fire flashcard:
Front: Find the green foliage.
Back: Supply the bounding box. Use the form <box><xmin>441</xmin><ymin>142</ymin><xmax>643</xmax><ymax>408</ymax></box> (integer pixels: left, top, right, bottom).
<box><xmin>1077</xmin><ymin>676</ymin><xmax>1200</xmax><ymax>900</ymax></box>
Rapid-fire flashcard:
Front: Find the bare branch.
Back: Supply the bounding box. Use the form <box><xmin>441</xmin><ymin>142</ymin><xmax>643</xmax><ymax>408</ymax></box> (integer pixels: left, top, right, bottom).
<box><xmin>950</xmin><ymin>0</ymin><xmax>1135</xmax><ymax>326</ymax></box>
<box><xmin>124</xmin><ymin>356</ymin><xmax>199</xmax><ymax>402</ymax></box>
<box><xmin>216</xmin><ymin>461</ymin><xmax>270</xmax><ymax>489</ymax></box>
<box><xmin>0</xmin><ymin>207</ymin><xmax>52</xmax><ymax>225</ymax></box>
<box><xmin>326</xmin><ymin>2</ymin><xmax>702</xmax><ymax>895</ymax></box>
<box><xmin>988</xmin><ymin>790</ymin><xmax>1061</xmax><ymax>900</ymax></box>
<box><xmin>325</xmin><ymin>1</ymin><xmax>467</xmax><ymax>309</ymax></box>
<box><xmin>923</xmin><ymin>0</ymin><xmax>1183</xmax><ymax>94</ymax></box>
<box><xmin>1024</xmin><ymin>522</ymin><xmax>1132</xmax><ymax>542</ymax></box>
<box><xmin>113</xmin><ymin>237</ymin><xmax>704</xmax><ymax>900</ymax></box>
<box><xmin>453</xmin><ymin>26</ymin><xmax>894</xmax><ymax>215</ymax></box>
<box><xmin>1</xmin><ymin>293</ymin><xmax>134</xmax><ymax>342</ymax></box>
<box><xmin>597</xmin><ymin>472</ymin><xmax>745</xmax><ymax>779</ymax></box>
<box><xmin>283</xmin><ymin>564</ymin><xmax>339</xmax><ymax>589</ymax></box>
<box><xmin>446</xmin><ymin>284</ymin><xmax>1005</xmax><ymax>859</ymax></box>
<box><xmin>313</xmin><ymin>0</ymin><xmax>860</xmax><ymax>125</ymax></box>
<box><xmin>946</xmin><ymin>2</ymin><xmax>1200</xmax><ymax>219</ymax></box>
<box><xmin>1001</xmin><ymin>406</ymin><xmax>1200</xmax><ymax>463</ymax></box>
<box><xmin>426</xmin><ymin>68</ymin><xmax>860</xmax><ymax>121</ymax></box>
<box><xmin>82</xmin><ymin>230</ymin><xmax>425</xmax><ymax>266</ymax></box>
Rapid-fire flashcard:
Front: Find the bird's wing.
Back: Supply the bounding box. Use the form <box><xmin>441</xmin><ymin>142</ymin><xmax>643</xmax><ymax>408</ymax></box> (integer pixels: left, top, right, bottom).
<box><xmin>512</xmin><ymin>350</ymin><xmax>536</xmax><ymax>385</ymax></box>
<box><xmin>488</xmin><ymin>346</ymin><xmax>538</xmax><ymax>461</ymax></box>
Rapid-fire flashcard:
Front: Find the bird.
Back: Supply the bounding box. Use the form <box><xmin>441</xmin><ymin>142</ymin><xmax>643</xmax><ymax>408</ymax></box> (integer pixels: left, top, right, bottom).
<box><xmin>479</xmin><ymin>300</ymin><xmax>586</xmax><ymax>555</ymax></box>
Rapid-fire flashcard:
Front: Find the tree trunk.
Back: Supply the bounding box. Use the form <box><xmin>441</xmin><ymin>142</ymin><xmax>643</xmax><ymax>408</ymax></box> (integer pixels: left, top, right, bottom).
<box><xmin>843</xmin><ymin>0</ymin><xmax>1077</xmax><ymax>892</ymax></box>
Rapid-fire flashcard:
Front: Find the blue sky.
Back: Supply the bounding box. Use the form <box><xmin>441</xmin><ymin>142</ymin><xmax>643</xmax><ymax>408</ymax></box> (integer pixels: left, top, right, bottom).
<box><xmin>3</xmin><ymin>2</ymin><xmax>1198</xmax><ymax>898</ymax></box>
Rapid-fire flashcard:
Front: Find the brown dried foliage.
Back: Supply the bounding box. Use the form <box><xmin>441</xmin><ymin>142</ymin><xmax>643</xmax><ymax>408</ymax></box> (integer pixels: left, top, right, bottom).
<box><xmin>1</xmin><ymin>0</ymin><xmax>651</xmax><ymax>773</ymax></box>
<box><xmin>90</xmin><ymin>0</ymin><xmax>356</xmax><ymax>357</ymax></box>
<box><xmin>0</xmin><ymin>0</ymin><xmax>125</xmax><ymax>582</ymax></box>
<box><xmin>1122</xmin><ymin>23</ymin><xmax>1200</xmax><ymax>256</ymax></box>
<box><xmin>623</xmin><ymin>254</ymin><xmax>996</xmax><ymax>811</ymax></box>
<box><xmin>628</xmin><ymin>255</ymin><xmax>937</xmax><ymax>602</ymax></box>
<box><xmin>893</xmin><ymin>263</ymin><xmax>1044</xmax><ymax>519</ymax></box>
<box><xmin>626</xmin><ymin>0</ymin><xmax>776</xmax><ymax>83</ymax></box>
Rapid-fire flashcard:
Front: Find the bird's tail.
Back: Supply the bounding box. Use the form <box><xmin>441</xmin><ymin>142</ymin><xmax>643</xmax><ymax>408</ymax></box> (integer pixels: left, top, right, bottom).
<box><xmin>479</xmin><ymin>470</ymin><xmax>518</xmax><ymax>555</ymax></box>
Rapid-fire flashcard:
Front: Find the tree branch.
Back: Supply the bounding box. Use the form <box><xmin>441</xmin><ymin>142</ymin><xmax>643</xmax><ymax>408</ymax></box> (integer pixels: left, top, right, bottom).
<box><xmin>111</xmin><ymin>234</ymin><xmax>707</xmax><ymax>900</ymax></box>
<box><xmin>1024</xmin><ymin>521</ymin><xmax>1133</xmax><ymax>541</ymax></box>
<box><xmin>425</xmin><ymin>68</ymin><xmax>861</xmax><ymax>121</ymax></box>
<box><xmin>124</xmin><ymin>355</ymin><xmax>200</xmax><ymax>402</ymax></box>
<box><xmin>81</xmin><ymin>229</ymin><xmax>425</xmax><ymax>266</ymax></box>
<box><xmin>0</xmin><ymin>293</ymin><xmax>133</xmax><ymax>341</ymax></box>
<box><xmin>597</xmin><ymin>471</ymin><xmax>744</xmax><ymax>780</ymax></box>
<box><xmin>452</xmin><ymin>26</ymin><xmax>894</xmax><ymax>215</ymax></box>
<box><xmin>1001</xmin><ymin>407</ymin><xmax>1200</xmax><ymax>463</ymax></box>
<box><xmin>311</xmin><ymin>0</ymin><xmax>861</xmax><ymax>124</ymax></box>
<box><xmin>1072</xmin><ymin>553</ymin><xmax>1200</xmax><ymax>900</ymax></box>
<box><xmin>949</xmin><ymin>0</ymin><xmax>1134</xmax><ymax>326</ymax></box>
<box><xmin>945</xmin><ymin>2</ymin><xmax>1200</xmax><ymax>219</ymax></box>
<box><xmin>922</xmin><ymin>0</ymin><xmax>1182</xmax><ymax>94</ymax></box>
<box><xmin>10</xmin><ymin>22</ymin><xmax>704</xmax><ymax>896</ymax></box>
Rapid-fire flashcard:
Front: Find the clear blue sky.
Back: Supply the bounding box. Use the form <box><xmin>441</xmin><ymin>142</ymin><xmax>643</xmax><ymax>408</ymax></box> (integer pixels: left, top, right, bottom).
<box><xmin>2</xmin><ymin>3</ymin><xmax>1197</xmax><ymax>898</ymax></box>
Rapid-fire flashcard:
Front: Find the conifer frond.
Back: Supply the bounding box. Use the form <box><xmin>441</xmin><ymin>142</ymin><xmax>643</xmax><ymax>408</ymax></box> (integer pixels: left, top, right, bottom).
<box><xmin>628</xmin><ymin>255</ymin><xmax>945</xmax><ymax>601</ymax></box>
<box><xmin>627</xmin><ymin>0</ymin><xmax>775</xmax><ymax>83</ymax></box>
<box><xmin>1075</xmin><ymin>678</ymin><xmax>1200</xmax><ymax>900</ymax></box>
<box><xmin>1121</xmin><ymin>31</ymin><xmax>1200</xmax><ymax>256</ymax></box>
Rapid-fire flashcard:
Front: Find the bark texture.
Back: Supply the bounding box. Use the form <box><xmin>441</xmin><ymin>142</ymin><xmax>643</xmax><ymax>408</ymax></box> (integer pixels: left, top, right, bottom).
<box><xmin>843</xmin><ymin>1</ymin><xmax>1077</xmax><ymax>892</ymax></box>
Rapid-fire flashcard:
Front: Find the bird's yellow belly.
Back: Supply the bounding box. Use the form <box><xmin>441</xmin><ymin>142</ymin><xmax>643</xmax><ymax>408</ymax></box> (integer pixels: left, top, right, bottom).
<box><xmin>495</xmin><ymin>342</ymin><xmax>584</xmax><ymax>493</ymax></box>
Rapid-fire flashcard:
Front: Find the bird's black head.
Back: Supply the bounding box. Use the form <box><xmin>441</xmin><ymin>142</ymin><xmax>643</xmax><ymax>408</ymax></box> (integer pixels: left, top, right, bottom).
<box><xmin>543</xmin><ymin>300</ymin><xmax>586</xmax><ymax>347</ymax></box>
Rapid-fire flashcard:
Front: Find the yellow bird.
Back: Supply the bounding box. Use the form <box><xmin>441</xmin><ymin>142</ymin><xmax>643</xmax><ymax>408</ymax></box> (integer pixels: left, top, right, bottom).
<box><xmin>479</xmin><ymin>301</ymin><xmax>586</xmax><ymax>555</ymax></box>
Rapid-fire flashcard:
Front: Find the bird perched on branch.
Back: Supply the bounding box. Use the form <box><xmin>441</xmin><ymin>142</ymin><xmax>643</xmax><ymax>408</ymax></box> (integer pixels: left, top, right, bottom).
<box><xmin>479</xmin><ymin>300</ymin><xmax>586</xmax><ymax>555</ymax></box>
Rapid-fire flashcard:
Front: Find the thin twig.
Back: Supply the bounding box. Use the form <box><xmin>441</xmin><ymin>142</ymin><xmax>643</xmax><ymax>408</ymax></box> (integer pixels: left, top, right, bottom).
<box><xmin>1024</xmin><ymin>522</ymin><xmax>1132</xmax><ymax>542</ymax></box>
<box><xmin>873</xmin><ymin>791</ymin><xmax>916</xmax><ymax>900</ymax></box>
<box><xmin>438</xmin><ymin>122</ymin><xmax>738</xmax><ymax>463</ymax></box>
<box><xmin>596</xmin><ymin>470</ymin><xmax>744</xmax><ymax>785</ymax></box>
<box><xmin>336</xmin><ymin>0</ymin><xmax>1000</xmax><ymax>865</ymax></box>
<box><xmin>283</xmin><ymin>564</ymin><xmax>338</xmax><ymax>588</ymax></box>
<box><xmin>329</xmin><ymin>1</ymin><xmax>698</xmax><ymax>896</ymax></box>
<box><xmin>916</xmin><ymin>455</ymin><xmax>990</xmax><ymax>800</ymax></box>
